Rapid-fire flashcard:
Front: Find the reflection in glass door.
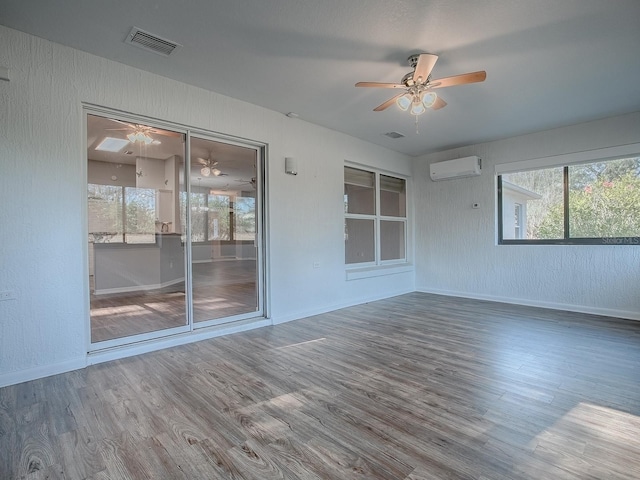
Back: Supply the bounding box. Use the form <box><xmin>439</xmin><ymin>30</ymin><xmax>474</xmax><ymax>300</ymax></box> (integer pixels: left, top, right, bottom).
<box><xmin>87</xmin><ymin>111</ymin><xmax>264</xmax><ymax>349</ymax></box>
<box><xmin>87</xmin><ymin>112</ymin><xmax>189</xmax><ymax>347</ymax></box>
<box><xmin>188</xmin><ymin>136</ymin><xmax>261</xmax><ymax>326</ymax></box>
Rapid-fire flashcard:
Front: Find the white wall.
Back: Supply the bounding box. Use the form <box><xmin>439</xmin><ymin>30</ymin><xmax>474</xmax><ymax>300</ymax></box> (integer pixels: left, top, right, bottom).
<box><xmin>414</xmin><ymin>111</ymin><xmax>640</xmax><ymax>320</ymax></box>
<box><xmin>0</xmin><ymin>26</ymin><xmax>414</xmax><ymax>387</ymax></box>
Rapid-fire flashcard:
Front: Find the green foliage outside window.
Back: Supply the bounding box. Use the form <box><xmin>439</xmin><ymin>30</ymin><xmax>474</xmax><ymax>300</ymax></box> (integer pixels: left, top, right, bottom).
<box><xmin>500</xmin><ymin>157</ymin><xmax>640</xmax><ymax>243</ymax></box>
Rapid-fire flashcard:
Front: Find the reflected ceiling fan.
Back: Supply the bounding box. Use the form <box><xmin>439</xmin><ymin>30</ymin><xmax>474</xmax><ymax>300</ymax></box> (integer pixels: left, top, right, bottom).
<box><xmin>194</xmin><ymin>153</ymin><xmax>227</xmax><ymax>177</ymax></box>
<box><xmin>356</xmin><ymin>53</ymin><xmax>486</xmax><ymax>131</ymax></box>
<box><xmin>235</xmin><ymin>177</ymin><xmax>257</xmax><ymax>189</ymax></box>
<box><xmin>106</xmin><ymin>119</ymin><xmax>182</xmax><ymax>144</ymax></box>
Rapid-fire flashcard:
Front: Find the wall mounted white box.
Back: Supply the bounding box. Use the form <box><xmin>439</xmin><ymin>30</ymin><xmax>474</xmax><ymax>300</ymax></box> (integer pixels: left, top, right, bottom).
<box><xmin>430</xmin><ymin>156</ymin><xmax>481</xmax><ymax>181</ymax></box>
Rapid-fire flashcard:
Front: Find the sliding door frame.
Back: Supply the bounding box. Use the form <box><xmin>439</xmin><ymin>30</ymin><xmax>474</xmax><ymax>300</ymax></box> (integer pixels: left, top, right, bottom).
<box><xmin>84</xmin><ymin>104</ymin><xmax>268</xmax><ymax>353</ymax></box>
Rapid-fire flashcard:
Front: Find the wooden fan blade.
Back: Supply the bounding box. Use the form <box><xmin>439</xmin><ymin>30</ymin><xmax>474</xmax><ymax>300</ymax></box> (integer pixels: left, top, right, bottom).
<box><xmin>412</xmin><ymin>53</ymin><xmax>438</xmax><ymax>84</ymax></box>
<box><xmin>430</xmin><ymin>71</ymin><xmax>486</xmax><ymax>89</ymax></box>
<box><xmin>431</xmin><ymin>96</ymin><xmax>447</xmax><ymax>110</ymax></box>
<box><xmin>374</xmin><ymin>93</ymin><xmax>405</xmax><ymax>111</ymax></box>
<box><xmin>356</xmin><ymin>82</ymin><xmax>405</xmax><ymax>88</ymax></box>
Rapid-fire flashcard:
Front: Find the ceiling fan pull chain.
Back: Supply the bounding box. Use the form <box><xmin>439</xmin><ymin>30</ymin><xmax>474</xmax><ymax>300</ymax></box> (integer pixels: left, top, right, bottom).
<box><xmin>415</xmin><ymin>115</ymin><xmax>420</xmax><ymax>135</ymax></box>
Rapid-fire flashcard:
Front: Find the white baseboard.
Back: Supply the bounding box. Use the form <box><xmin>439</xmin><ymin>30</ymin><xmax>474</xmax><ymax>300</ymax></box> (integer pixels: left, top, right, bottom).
<box><xmin>87</xmin><ymin>318</ymin><xmax>271</xmax><ymax>366</ymax></box>
<box><xmin>0</xmin><ymin>357</ymin><xmax>87</xmax><ymax>389</ymax></box>
<box><xmin>94</xmin><ymin>277</ymin><xmax>184</xmax><ymax>295</ymax></box>
<box><xmin>416</xmin><ymin>287</ymin><xmax>640</xmax><ymax>321</ymax></box>
<box><xmin>271</xmin><ymin>288</ymin><xmax>415</xmax><ymax>325</ymax></box>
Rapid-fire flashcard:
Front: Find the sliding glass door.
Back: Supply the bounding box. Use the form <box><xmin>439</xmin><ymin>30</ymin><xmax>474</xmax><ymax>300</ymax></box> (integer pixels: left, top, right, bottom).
<box><xmin>188</xmin><ymin>136</ymin><xmax>262</xmax><ymax>326</ymax></box>
<box><xmin>87</xmin><ymin>113</ymin><xmax>189</xmax><ymax>346</ymax></box>
<box><xmin>86</xmin><ymin>110</ymin><xmax>264</xmax><ymax>349</ymax></box>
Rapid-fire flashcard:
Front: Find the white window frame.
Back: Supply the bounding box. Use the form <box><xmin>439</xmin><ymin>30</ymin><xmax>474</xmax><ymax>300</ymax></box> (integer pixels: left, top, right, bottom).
<box><xmin>344</xmin><ymin>163</ymin><xmax>410</xmax><ymax>271</ymax></box>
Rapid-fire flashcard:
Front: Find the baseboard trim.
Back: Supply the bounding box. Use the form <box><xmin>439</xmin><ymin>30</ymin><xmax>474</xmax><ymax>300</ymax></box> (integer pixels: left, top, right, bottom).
<box><xmin>87</xmin><ymin>318</ymin><xmax>271</xmax><ymax>366</ymax></box>
<box><xmin>271</xmin><ymin>288</ymin><xmax>415</xmax><ymax>325</ymax></box>
<box><xmin>0</xmin><ymin>357</ymin><xmax>87</xmax><ymax>389</ymax></box>
<box><xmin>416</xmin><ymin>287</ymin><xmax>640</xmax><ymax>321</ymax></box>
<box><xmin>94</xmin><ymin>277</ymin><xmax>184</xmax><ymax>295</ymax></box>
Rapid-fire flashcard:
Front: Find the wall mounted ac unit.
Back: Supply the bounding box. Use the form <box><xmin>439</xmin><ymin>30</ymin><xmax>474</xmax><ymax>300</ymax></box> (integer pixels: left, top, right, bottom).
<box><xmin>430</xmin><ymin>156</ymin><xmax>482</xmax><ymax>181</ymax></box>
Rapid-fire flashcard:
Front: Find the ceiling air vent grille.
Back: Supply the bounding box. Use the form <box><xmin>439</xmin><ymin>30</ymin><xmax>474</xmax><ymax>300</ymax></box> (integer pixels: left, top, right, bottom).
<box><xmin>125</xmin><ymin>27</ymin><xmax>181</xmax><ymax>56</ymax></box>
<box><xmin>383</xmin><ymin>131</ymin><xmax>405</xmax><ymax>139</ymax></box>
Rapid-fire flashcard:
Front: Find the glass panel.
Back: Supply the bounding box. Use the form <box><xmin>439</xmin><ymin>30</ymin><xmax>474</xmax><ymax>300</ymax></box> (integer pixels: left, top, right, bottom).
<box><xmin>124</xmin><ymin>187</ymin><xmax>156</xmax><ymax>243</ymax></box>
<box><xmin>344</xmin><ymin>167</ymin><xmax>375</xmax><ymax>215</ymax></box>
<box><xmin>87</xmin><ymin>113</ymin><xmax>187</xmax><ymax>344</ymax></box>
<box><xmin>380</xmin><ymin>220</ymin><xmax>405</xmax><ymax>261</ymax></box>
<box><xmin>569</xmin><ymin>157</ymin><xmax>640</xmax><ymax>238</ymax></box>
<box><xmin>345</xmin><ymin>218</ymin><xmax>375</xmax><ymax>264</ymax></box>
<box><xmin>88</xmin><ymin>184</ymin><xmax>123</xmax><ymax>243</ymax></box>
<box><xmin>501</xmin><ymin>167</ymin><xmax>564</xmax><ymax>240</ymax></box>
<box><xmin>190</xmin><ymin>137</ymin><xmax>259</xmax><ymax>323</ymax></box>
<box><xmin>380</xmin><ymin>175</ymin><xmax>406</xmax><ymax>217</ymax></box>
<box><xmin>208</xmin><ymin>194</ymin><xmax>230</xmax><ymax>240</ymax></box>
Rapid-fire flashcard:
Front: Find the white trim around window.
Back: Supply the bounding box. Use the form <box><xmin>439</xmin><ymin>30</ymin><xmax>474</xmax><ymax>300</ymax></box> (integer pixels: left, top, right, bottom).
<box><xmin>344</xmin><ymin>162</ymin><xmax>412</xmax><ymax>279</ymax></box>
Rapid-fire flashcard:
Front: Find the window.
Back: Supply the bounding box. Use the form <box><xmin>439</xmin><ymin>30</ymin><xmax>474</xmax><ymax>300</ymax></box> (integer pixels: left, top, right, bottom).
<box><xmin>514</xmin><ymin>203</ymin><xmax>523</xmax><ymax>239</ymax></box>
<box><xmin>88</xmin><ymin>184</ymin><xmax>156</xmax><ymax>244</ymax></box>
<box><xmin>182</xmin><ymin>191</ymin><xmax>254</xmax><ymax>242</ymax></box>
<box><xmin>498</xmin><ymin>156</ymin><xmax>640</xmax><ymax>245</ymax></box>
<box><xmin>344</xmin><ymin>166</ymin><xmax>407</xmax><ymax>264</ymax></box>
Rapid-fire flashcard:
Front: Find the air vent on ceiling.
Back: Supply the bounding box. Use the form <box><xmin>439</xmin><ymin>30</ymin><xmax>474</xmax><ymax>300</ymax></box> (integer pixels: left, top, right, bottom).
<box><xmin>125</xmin><ymin>27</ymin><xmax>181</xmax><ymax>56</ymax></box>
<box><xmin>383</xmin><ymin>131</ymin><xmax>405</xmax><ymax>139</ymax></box>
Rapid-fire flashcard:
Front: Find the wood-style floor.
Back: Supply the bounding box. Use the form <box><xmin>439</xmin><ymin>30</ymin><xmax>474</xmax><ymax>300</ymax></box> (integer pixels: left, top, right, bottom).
<box><xmin>2</xmin><ymin>293</ymin><xmax>640</xmax><ymax>479</ymax></box>
<box><xmin>90</xmin><ymin>260</ymin><xmax>257</xmax><ymax>343</ymax></box>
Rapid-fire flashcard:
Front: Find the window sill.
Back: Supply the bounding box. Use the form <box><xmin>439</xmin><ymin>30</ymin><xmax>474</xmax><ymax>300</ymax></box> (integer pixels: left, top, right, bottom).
<box><xmin>346</xmin><ymin>263</ymin><xmax>414</xmax><ymax>281</ymax></box>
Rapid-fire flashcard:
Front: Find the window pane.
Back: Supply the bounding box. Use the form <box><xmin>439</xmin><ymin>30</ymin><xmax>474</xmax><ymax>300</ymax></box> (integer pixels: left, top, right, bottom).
<box><xmin>88</xmin><ymin>184</ymin><xmax>123</xmax><ymax>243</ymax></box>
<box><xmin>502</xmin><ymin>167</ymin><xmax>564</xmax><ymax>240</ymax></box>
<box><xmin>344</xmin><ymin>167</ymin><xmax>375</xmax><ymax>215</ymax></box>
<box><xmin>208</xmin><ymin>194</ymin><xmax>230</xmax><ymax>240</ymax></box>
<box><xmin>569</xmin><ymin>158</ymin><xmax>640</xmax><ymax>238</ymax></box>
<box><xmin>345</xmin><ymin>218</ymin><xmax>375</xmax><ymax>264</ymax></box>
<box><xmin>124</xmin><ymin>187</ymin><xmax>156</xmax><ymax>244</ymax></box>
<box><xmin>380</xmin><ymin>175</ymin><xmax>406</xmax><ymax>217</ymax></box>
<box><xmin>190</xmin><ymin>192</ymin><xmax>208</xmax><ymax>242</ymax></box>
<box><xmin>380</xmin><ymin>220</ymin><xmax>405</xmax><ymax>261</ymax></box>
<box><xmin>235</xmin><ymin>196</ymin><xmax>256</xmax><ymax>241</ymax></box>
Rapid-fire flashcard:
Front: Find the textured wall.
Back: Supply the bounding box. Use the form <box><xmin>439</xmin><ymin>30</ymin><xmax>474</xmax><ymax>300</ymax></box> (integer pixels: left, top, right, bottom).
<box><xmin>413</xmin><ymin>112</ymin><xmax>640</xmax><ymax>319</ymax></box>
<box><xmin>0</xmin><ymin>25</ymin><xmax>414</xmax><ymax>386</ymax></box>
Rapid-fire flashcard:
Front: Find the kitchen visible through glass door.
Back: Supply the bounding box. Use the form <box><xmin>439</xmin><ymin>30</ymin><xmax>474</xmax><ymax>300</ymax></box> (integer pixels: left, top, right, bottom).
<box><xmin>189</xmin><ymin>136</ymin><xmax>261</xmax><ymax>326</ymax></box>
<box><xmin>87</xmin><ymin>113</ymin><xmax>188</xmax><ymax>347</ymax></box>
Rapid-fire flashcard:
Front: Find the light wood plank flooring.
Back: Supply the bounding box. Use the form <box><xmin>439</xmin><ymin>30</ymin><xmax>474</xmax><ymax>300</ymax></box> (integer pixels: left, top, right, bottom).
<box><xmin>90</xmin><ymin>260</ymin><xmax>257</xmax><ymax>343</ymax></box>
<box><xmin>2</xmin><ymin>293</ymin><xmax>640</xmax><ymax>479</ymax></box>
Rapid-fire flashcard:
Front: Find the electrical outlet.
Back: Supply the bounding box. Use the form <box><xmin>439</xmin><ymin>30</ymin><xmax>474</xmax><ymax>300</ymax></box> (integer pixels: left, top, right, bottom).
<box><xmin>0</xmin><ymin>290</ymin><xmax>16</xmax><ymax>301</ymax></box>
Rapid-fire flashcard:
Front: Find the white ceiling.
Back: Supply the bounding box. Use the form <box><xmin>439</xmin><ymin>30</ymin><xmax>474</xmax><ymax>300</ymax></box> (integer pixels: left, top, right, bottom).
<box><xmin>2</xmin><ymin>0</ymin><xmax>640</xmax><ymax>156</ymax></box>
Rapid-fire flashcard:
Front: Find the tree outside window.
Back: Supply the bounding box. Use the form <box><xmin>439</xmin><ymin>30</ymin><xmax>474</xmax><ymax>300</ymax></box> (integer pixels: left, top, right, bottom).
<box><xmin>498</xmin><ymin>157</ymin><xmax>640</xmax><ymax>244</ymax></box>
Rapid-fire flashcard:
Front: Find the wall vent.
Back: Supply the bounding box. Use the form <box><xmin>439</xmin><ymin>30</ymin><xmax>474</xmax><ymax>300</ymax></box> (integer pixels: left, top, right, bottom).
<box><xmin>125</xmin><ymin>27</ymin><xmax>181</xmax><ymax>56</ymax></box>
<box><xmin>383</xmin><ymin>131</ymin><xmax>405</xmax><ymax>139</ymax></box>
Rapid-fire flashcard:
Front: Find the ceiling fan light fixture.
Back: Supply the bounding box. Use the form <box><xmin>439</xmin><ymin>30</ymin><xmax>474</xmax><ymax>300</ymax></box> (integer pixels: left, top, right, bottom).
<box><xmin>127</xmin><ymin>131</ymin><xmax>153</xmax><ymax>144</ymax></box>
<box><xmin>422</xmin><ymin>91</ymin><xmax>437</xmax><ymax>108</ymax></box>
<box><xmin>212</xmin><ymin>168</ymin><xmax>221</xmax><ymax>176</ymax></box>
<box><xmin>410</xmin><ymin>98</ymin><xmax>426</xmax><ymax>116</ymax></box>
<box><xmin>201</xmin><ymin>166</ymin><xmax>211</xmax><ymax>176</ymax></box>
<box><xmin>396</xmin><ymin>93</ymin><xmax>412</xmax><ymax>111</ymax></box>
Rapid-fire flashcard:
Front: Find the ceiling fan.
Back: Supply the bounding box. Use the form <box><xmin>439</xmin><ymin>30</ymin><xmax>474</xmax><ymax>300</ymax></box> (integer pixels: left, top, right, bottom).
<box><xmin>235</xmin><ymin>177</ymin><xmax>256</xmax><ymax>189</ymax></box>
<box><xmin>106</xmin><ymin>119</ymin><xmax>182</xmax><ymax>144</ymax></box>
<box><xmin>194</xmin><ymin>154</ymin><xmax>226</xmax><ymax>177</ymax></box>
<box><xmin>356</xmin><ymin>53</ymin><xmax>486</xmax><ymax>129</ymax></box>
